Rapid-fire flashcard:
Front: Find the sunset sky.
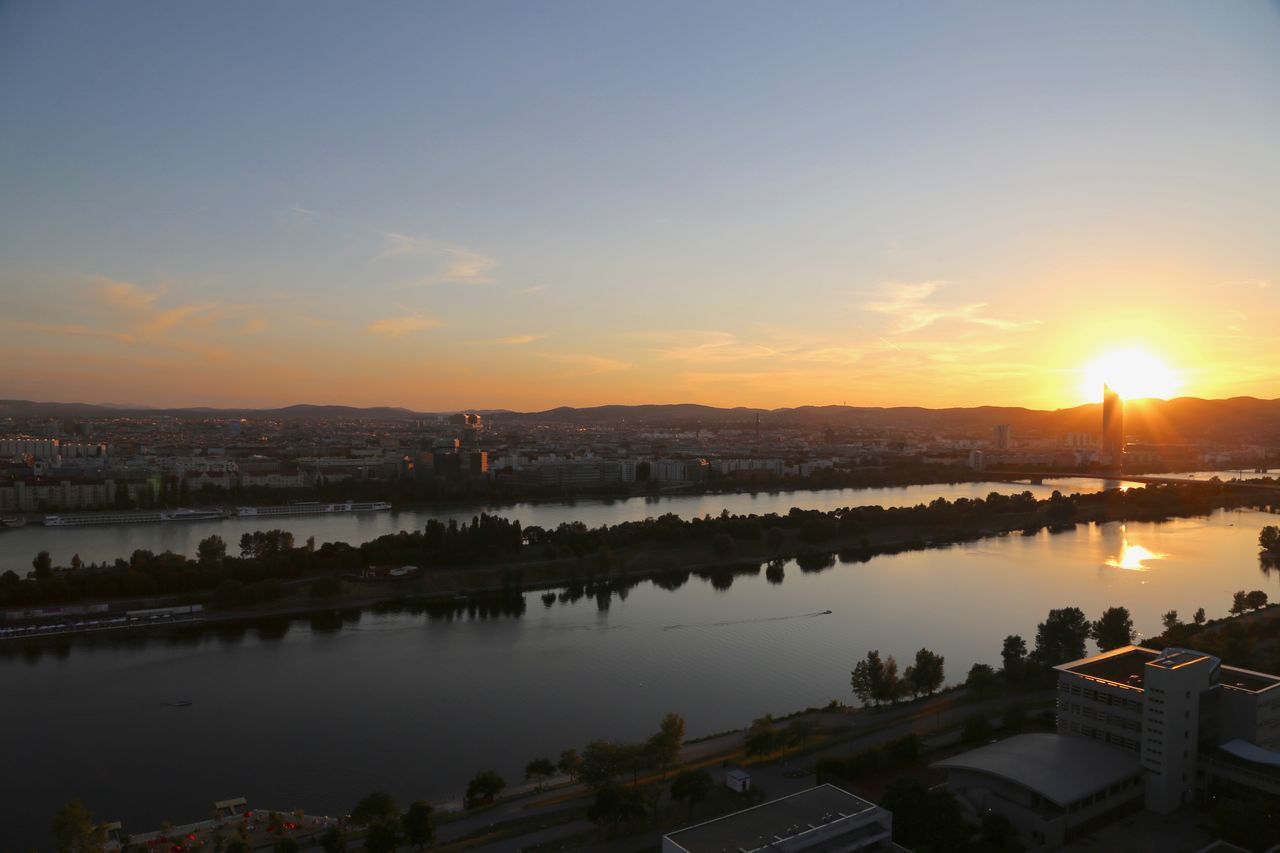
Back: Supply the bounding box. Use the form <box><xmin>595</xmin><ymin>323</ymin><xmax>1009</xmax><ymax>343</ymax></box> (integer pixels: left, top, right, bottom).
<box><xmin>2</xmin><ymin>2</ymin><xmax>1278</xmax><ymax>412</ymax></box>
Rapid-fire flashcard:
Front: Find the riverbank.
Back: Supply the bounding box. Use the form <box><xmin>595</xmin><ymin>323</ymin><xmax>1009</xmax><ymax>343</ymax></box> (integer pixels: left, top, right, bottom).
<box><xmin>5</xmin><ymin>480</ymin><xmax>1276</xmax><ymax>643</ymax></box>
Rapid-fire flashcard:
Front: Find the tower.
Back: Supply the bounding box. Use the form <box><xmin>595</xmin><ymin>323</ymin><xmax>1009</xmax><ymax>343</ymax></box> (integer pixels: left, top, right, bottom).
<box><xmin>1102</xmin><ymin>384</ymin><xmax>1123</xmax><ymax>469</ymax></box>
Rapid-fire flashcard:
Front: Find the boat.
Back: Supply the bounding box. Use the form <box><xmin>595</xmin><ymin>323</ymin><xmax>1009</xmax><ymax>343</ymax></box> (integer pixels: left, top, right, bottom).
<box><xmin>0</xmin><ymin>516</ymin><xmax>26</xmax><ymax>529</ymax></box>
<box><xmin>43</xmin><ymin>508</ymin><xmax>230</xmax><ymax>527</ymax></box>
<box><xmin>234</xmin><ymin>500</ymin><xmax>392</xmax><ymax>518</ymax></box>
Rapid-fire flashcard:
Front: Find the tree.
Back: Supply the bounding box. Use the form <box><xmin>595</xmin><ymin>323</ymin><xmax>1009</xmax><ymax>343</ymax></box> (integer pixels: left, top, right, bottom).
<box><xmin>710</xmin><ymin>533</ymin><xmax>734</xmax><ymax>558</ymax></box>
<box><xmin>783</xmin><ymin>718</ymin><xmax>815</xmax><ymax>749</ymax></box>
<box><xmin>401</xmin><ymin>801</ymin><xmax>434</xmax><ymax>849</ymax></box>
<box><xmin>580</xmin><ymin>741</ymin><xmax>631</xmax><ymax>791</ymax></box>
<box><xmin>1260</xmin><ymin>525</ymin><xmax>1280</xmax><ymax>552</ymax></box>
<box><xmin>1001</xmin><ymin>634</ymin><xmax>1027</xmax><ymax>681</ymax></box>
<box><xmin>588</xmin><ymin>785</ymin><xmax>646</xmax><ymax>832</ymax></box>
<box><xmin>966</xmin><ymin>663</ymin><xmax>999</xmax><ymax>697</ymax></box>
<box><xmin>1162</xmin><ymin>610</ymin><xmax>1181</xmax><ymax>632</ymax></box>
<box><xmin>905</xmin><ymin>648</ymin><xmax>944</xmax><ymax>697</ymax></box>
<box><xmin>647</xmin><ymin>712</ymin><xmax>685</xmax><ymax>778</ymax></box>
<box><xmin>766</xmin><ymin>526</ymin><xmax>785</xmax><ymax>554</ymax></box>
<box><xmin>350</xmin><ymin>791</ymin><xmax>397</xmax><ymax>827</ymax></box>
<box><xmin>851</xmin><ymin>649</ymin><xmax>902</xmax><ymax>706</ymax></box>
<box><xmin>197</xmin><ymin>535</ymin><xmax>227</xmax><ymax>564</ymax></box>
<box><xmin>880</xmin><ymin>777</ymin><xmax>971</xmax><ymax>851</ymax></box>
<box><xmin>850</xmin><ymin>651</ymin><xmax>881</xmax><ymax>706</ymax></box>
<box><xmin>1194</xmin><ymin>607</ymin><xmax>1206</xmax><ymax>625</ymax></box>
<box><xmin>32</xmin><ymin>550</ymin><xmax>53</xmax><ymax>579</ymax></box>
<box><xmin>1033</xmin><ymin>607</ymin><xmax>1090</xmax><ymax>666</ymax></box>
<box><xmin>525</xmin><ymin>757</ymin><xmax>557</xmax><ymax>785</ymax></box>
<box><xmin>70</xmin><ymin>553</ymin><xmax>83</xmax><ymax>571</ymax></box>
<box><xmin>363</xmin><ymin>822</ymin><xmax>401</xmax><ymax>853</ymax></box>
<box><xmin>670</xmin><ymin>768</ymin><xmax>714</xmax><ymax>817</ymax></box>
<box><xmin>1091</xmin><ymin>606</ymin><xmax>1136</xmax><ymax>652</ymax></box>
<box><xmin>465</xmin><ymin>770</ymin><xmax>506</xmax><ymax>807</ymax></box>
<box><xmin>557</xmin><ymin>748</ymin><xmax>583</xmax><ymax>781</ymax></box>
<box><xmin>273</xmin><ymin>839</ymin><xmax>300</xmax><ymax>853</ymax></box>
<box><xmin>1231</xmin><ymin>590</ymin><xmax>1249</xmax><ymax>616</ymax></box>
<box><xmin>1246</xmin><ymin>590</ymin><xmax>1269</xmax><ymax>611</ymax></box>
<box><xmin>745</xmin><ymin>716</ymin><xmax>779</xmax><ymax>758</ymax></box>
<box><xmin>51</xmin><ymin>800</ymin><xmax>103</xmax><ymax>853</ymax></box>
<box><xmin>318</xmin><ymin>827</ymin><xmax>347</xmax><ymax>853</ymax></box>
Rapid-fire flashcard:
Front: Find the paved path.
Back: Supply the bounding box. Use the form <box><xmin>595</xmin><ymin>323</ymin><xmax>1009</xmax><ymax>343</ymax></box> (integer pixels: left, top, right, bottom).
<box><xmin>445</xmin><ymin>687</ymin><xmax>1053</xmax><ymax>850</ymax></box>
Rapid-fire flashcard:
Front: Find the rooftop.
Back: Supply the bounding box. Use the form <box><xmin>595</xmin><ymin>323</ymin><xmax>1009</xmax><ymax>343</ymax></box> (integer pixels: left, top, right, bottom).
<box><xmin>664</xmin><ymin>784</ymin><xmax>880</xmax><ymax>853</ymax></box>
<box><xmin>932</xmin><ymin>733</ymin><xmax>1142</xmax><ymax>808</ymax></box>
<box><xmin>1057</xmin><ymin>645</ymin><xmax>1280</xmax><ymax>695</ymax></box>
<box><xmin>1059</xmin><ymin>646</ymin><xmax>1159</xmax><ymax>689</ymax></box>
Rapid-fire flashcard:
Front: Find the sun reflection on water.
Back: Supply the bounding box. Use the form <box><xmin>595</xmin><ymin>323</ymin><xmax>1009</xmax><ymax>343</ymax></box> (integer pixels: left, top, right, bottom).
<box><xmin>1105</xmin><ymin>529</ymin><xmax>1168</xmax><ymax>571</ymax></box>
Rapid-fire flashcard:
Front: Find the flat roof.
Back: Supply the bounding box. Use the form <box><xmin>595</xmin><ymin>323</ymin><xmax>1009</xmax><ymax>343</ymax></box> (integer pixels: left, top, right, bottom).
<box><xmin>1058</xmin><ymin>646</ymin><xmax>1158</xmax><ymax>689</ymax></box>
<box><xmin>664</xmin><ymin>784</ymin><xmax>878</xmax><ymax>853</ymax></box>
<box><xmin>1057</xmin><ymin>645</ymin><xmax>1280</xmax><ymax>695</ymax></box>
<box><xmin>932</xmin><ymin>733</ymin><xmax>1142</xmax><ymax>808</ymax></box>
<box><xmin>1219</xmin><ymin>665</ymin><xmax>1280</xmax><ymax>694</ymax></box>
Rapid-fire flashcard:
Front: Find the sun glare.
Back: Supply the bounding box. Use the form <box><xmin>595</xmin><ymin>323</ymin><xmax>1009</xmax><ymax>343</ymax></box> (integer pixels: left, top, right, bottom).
<box><xmin>1081</xmin><ymin>347</ymin><xmax>1181</xmax><ymax>401</ymax></box>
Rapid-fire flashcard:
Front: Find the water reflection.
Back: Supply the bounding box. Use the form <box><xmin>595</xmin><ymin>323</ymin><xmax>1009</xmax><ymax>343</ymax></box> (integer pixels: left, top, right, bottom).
<box><xmin>1105</xmin><ymin>526</ymin><xmax>1168</xmax><ymax>571</ymax></box>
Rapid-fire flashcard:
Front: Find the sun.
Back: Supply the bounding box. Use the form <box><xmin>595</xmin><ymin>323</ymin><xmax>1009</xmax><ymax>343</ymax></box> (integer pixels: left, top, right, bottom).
<box><xmin>1080</xmin><ymin>347</ymin><xmax>1181</xmax><ymax>401</ymax></box>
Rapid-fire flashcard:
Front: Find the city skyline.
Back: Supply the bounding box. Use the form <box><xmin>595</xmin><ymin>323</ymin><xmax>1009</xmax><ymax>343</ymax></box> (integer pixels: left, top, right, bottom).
<box><xmin>3</xmin><ymin>2</ymin><xmax>1279</xmax><ymax>411</ymax></box>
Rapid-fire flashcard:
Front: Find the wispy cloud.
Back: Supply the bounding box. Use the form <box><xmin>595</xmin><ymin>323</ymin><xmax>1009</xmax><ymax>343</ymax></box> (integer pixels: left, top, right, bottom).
<box><xmin>540</xmin><ymin>353</ymin><xmax>632</xmax><ymax>378</ymax></box>
<box><xmin>477</xmin><ymin>334</ymin><xmax>545</xmax><ymax>346</ymax></box>
<box><xmin>641</xmin><ymin>329</ymin><xmax>862</xmax><ymax>368</ymax></box>
<box><xmin>365</xmin><ymin>312</ymin><xmax>441</xmax><ymax>338</ymax></box>
<box><xmin>1219</xmin><ymin>279</ymin><xmax>1270</xmax><ymax>290</ymax></box>
<box><xmin>377</xmin><ymin>231</ymin><xmax>497</xmax><ymax>285</ymax></box>
<box><xmin>288</xmin><ymin>204</ymin><xmax>317</xmax><ymax>222</ymax></box>
<box><xmin>0</xmin><ymin>320</ymin><xmax>135</xmax><ymax>344</ymax></box>
<box><xmin>861</xmin><ymin>281</ymin><xmax>1039</xmax><ymax>334</ymax></box>
<box><xmin>514</xmin><ymin>284</ymin><xmax>547</xmax><ymax>295</ymax></box>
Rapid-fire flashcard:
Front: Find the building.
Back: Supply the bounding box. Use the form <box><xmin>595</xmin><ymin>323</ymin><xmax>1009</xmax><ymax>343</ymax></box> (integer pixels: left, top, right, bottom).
<box><xmin>662</xmin><ymin>784</ymin><xmax>893</xmax><ymax>853</ymax></box>
<box><xmin>936</xmin><ymin>645</ymin><xmax>1280</xmax><ymax>849</ymax></box>
<box><xmin>1102</xmin><ymin>384</ymin><xmax>1123</xmax><ymax>468</ymax></box>
<box><xmin>993</xmin><ymin>424</ymin><xmax>1012</xmax><ymax>450</ymax></box>
<box><xmin>933</xmin><ymin>733</ymin><xmax>1144</xmax><ymax>848</ymax></box>
<box><xmin>1054</xmin><ymin>645</ymin><xmax>1280</xmax><ymax>812</ymax></box>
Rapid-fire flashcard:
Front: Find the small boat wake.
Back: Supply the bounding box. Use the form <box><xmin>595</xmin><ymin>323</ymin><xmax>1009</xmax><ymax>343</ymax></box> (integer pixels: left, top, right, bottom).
<box><xmin>164</xmin><ymin>700</ymin><xmax>193</xmax><ymax>708</ymax></box>
<box><xmin>664</xmin><ymin>610</ymin><xmax>832</xmax><ymax>631</ymax></box>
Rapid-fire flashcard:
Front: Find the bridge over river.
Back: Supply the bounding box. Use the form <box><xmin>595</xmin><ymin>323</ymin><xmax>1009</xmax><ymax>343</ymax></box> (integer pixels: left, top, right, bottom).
<box><xmin>988</xmin><ymin>471</ymin><xmax>1280</xmax><ymax>492</ymax></box>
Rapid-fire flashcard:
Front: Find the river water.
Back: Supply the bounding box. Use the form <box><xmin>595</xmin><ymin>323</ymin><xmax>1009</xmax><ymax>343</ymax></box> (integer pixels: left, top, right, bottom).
<box><xmin>0</xmin><ymin>476</ymin><xmax>1144</xmax><ymax>570</ymax></box>
<box><xmin>4</xmin><ymin>497</ymin><xmax>1278</xmax><ymax>848</ymax></box>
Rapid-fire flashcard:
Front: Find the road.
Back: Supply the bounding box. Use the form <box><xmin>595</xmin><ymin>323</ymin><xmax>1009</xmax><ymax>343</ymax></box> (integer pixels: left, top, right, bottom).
<box><xmin>442</xmin><ymin>686</ymin><xmax>1054</xmax><ymax>851</ymax></box>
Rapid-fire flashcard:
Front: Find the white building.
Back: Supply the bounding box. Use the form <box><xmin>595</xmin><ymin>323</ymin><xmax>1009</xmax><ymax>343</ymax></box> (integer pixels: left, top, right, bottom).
<box><xmin>936</xmin><ymin>645</ymin><xmax>1280</xmax><ymax>849</ymax></box>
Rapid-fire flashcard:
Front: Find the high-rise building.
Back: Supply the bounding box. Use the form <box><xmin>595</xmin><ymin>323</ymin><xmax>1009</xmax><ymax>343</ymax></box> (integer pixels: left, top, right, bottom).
<box><xmin>1102</xmin><ymin>384</ymin><xmax>1123</xmax><ymax>468</ymax></box>
<box><xmin>993</xmin><ymin>423</ymin><xmax>1012</xmax><ymax>450</ymax></box>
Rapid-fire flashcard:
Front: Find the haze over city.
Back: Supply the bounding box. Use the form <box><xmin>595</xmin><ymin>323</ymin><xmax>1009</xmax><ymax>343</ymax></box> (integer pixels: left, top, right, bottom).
<box><xmin>3</xmin><ymin>2</ymin><xmax>1279</xmax><ymax>412</ymax></box>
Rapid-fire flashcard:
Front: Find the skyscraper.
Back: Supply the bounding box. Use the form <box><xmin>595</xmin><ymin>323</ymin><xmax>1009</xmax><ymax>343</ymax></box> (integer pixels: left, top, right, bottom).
<box><xmin>1102</xmin><ymin>384</ymin><xmax>1123</xmax><ymax>468</ymax></box>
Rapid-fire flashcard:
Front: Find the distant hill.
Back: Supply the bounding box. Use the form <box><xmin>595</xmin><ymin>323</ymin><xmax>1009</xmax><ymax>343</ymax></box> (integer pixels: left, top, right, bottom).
<box><xmin>1</xmin><ymin>396</ymin><xmax>1277</xmax><ymax>443</ymax></box>
<box><xmin>510</xmin><ymin>397</ymin><xmax>1280</xmax><ymax>443</ymax></box>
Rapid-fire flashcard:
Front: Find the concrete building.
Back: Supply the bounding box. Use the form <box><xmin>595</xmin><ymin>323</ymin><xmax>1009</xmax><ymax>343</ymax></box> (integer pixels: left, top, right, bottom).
<box><xmin>934</xmin><ymin>733</ymin><xmax>1144</xmax><ymax>848</ymax></box>
<box><xmin>1054</xmin><ymin>645</ymin><xmax>1280</xmax><ymax>812</ymax></box>
<box><xmin>993</xmin><ymin>423</ymin><xmax>1012</xmax><ymax>450</ymax></box>
<box><xmin>662</xmin><ymin>784</ymin><xmax>893</xmax><ymax>853</ymax></box>
<box><xmin>937</xmin><ymin>645</ymin><xmax>1280</xmax><ymax>848</ymax></box>
<box><xmin>1102</xmin><ymin>384</ymin><xmax>1124</xmax><ymax>468</ymax></box>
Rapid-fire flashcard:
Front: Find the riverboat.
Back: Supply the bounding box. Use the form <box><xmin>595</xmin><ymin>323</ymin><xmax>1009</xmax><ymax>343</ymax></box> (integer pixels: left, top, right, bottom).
<box><xmin>0</xmin><ymin>516</ymin><xmax>26</xmax><ymax>529</ymax></box>
<box><xmin>43</xmin><ymin>508</ymin><xmax>230</xmax><ymax>526</ymax></box>
<box><xmin>233</xmin><ymin>500</ymin><xmax>392</xmax><ymax>517</ymax></box>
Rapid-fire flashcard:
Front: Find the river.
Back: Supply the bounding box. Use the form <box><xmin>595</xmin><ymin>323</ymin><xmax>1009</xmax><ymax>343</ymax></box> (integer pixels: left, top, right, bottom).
<box><xmin>3</xmin><ymin>502</ymin><xmax>1277</xmax><ymax>848</ymax></box>
<box><xmin>0</xmin><ymin>476</ymin><xmax>1149</xmax><ymax>570</ymax></box>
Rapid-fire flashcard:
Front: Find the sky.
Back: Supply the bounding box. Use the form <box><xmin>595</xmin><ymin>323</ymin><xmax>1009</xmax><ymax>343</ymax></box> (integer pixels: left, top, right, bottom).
<box><xmin>1</xmin><ymin>1</ymin><xmax>1278</xmax><ymax>412</ymax></box>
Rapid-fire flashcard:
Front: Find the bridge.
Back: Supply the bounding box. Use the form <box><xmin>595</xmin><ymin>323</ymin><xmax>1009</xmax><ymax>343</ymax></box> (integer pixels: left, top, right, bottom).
<box><xmin>986</xmin><ymin>471</ymin><xmax>1280</xmax><ymax>492</ymax></box>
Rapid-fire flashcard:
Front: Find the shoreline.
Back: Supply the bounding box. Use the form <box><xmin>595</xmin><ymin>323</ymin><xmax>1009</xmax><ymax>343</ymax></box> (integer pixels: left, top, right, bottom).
<box><xmin>5</xmin><ymin>495</ymin><xmax>1275</xmax><ymax>647</ymax></box>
